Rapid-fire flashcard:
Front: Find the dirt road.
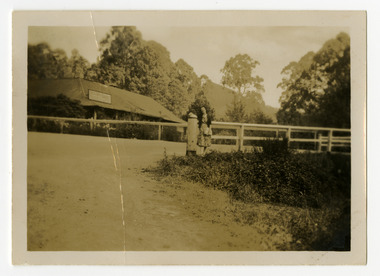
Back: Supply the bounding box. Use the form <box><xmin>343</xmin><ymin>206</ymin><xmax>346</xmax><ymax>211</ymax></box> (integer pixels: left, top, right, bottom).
<box><xmin>28</xmin><ymin>132</ymin><xmax>274</xmax><ymax>251</ymax></box>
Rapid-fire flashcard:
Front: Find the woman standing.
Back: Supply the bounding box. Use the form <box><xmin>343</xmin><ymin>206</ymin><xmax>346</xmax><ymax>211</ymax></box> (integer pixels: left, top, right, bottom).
<box><xmin>197</xmin><ymin>107</ymin><xmax>212</xmax><ymax>155</ymax></box>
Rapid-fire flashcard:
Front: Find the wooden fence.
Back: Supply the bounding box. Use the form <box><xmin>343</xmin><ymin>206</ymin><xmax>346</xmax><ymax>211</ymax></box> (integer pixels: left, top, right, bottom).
<box><xmin>27</xmin><ymin>115</ymin><xmax>351</xmax><ymax>153</ymax></box>
<box><xmin>27</xmin><ymin>115</ymin><xmax>187</xmax><ymax>141</ymax></box>
<box><xmin>211</xmin><ymin>121</ymin><xmax>351</xmax><ymax>153</ymax></box>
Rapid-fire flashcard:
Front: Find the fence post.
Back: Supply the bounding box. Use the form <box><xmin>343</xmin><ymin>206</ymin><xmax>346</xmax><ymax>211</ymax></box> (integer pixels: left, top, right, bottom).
<box><xmin>238</xmin><ymin>124</ymin><xmax>244</xmax><ymax>151</ymax></box>
<box><xmin>186</xmin><ymin>113</ymin><xmax>198</xmax><ymax>156</ymax></box>
<box><xmin>317</xmin><ymin>133</ymin><xmax>322</xmax><ymax>152</ymax></box>
<box><xmin>158</xmin><ymin>124</ymin><xmax>162</xmax><ymax>141</ymax></box>
<box><xmin>93</xmin><ymin>109</ymin><xmax>97</xmax><ymax>130</ymax></box>
<box><xmin>286</xmin><ymin>127</ymin><xmax>291</xmax><ymax>148</ymax></box>
<box><xmin>314</xmin><ymin>131</ymin><xmax>317</xmax><ymax>150</ymax></box>
<box><xmin>327</xmin><ymin>130</ymin><xmax>333</xmax><ymax>152</ymax></box>
<box><xmin>60</xmin><ymin>121</ymin><xmax>64</xmax><ymax>134</ymax></box>
<box><xmin>32</xmin><ymin>118</ymin><xmax>37</xmax><ymax>130</ymax></box>
<box><xmin>180</xmin><ymin>127</ymin><xmax>184</xmax><ymax>142</ymax></box>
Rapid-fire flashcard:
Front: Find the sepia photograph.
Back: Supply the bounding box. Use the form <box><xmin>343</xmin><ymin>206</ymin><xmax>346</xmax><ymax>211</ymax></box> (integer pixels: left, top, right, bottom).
<box><xmin>12</xmin><ymin>10</ymin><xmax>367</xmax><ymax>265</ymax></box>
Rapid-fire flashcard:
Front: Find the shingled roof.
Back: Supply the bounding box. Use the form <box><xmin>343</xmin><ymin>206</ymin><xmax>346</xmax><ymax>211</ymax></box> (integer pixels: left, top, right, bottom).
<box><xmin>28</xmin><ymin>79</ymin><xmax>185</xmax><ymax>123</ymax></box>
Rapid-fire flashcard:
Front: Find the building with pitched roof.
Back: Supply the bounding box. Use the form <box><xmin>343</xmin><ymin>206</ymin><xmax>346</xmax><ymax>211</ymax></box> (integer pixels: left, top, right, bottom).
<box><xmin>28</xmin><ymin>79</ymin><xmax>185</xmax><ymax>123</ymax></box>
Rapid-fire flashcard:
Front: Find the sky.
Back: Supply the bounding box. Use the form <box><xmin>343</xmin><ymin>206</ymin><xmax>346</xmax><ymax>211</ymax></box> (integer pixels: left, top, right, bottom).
<box><xmin>28</xmin><ymin>26</ymin><xmax>348</xmax><ymax>108</ymax></box>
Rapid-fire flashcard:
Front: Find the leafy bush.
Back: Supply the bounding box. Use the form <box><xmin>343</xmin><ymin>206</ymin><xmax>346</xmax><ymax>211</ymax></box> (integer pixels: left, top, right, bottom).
<box><xmin>259</xmin><ymin>138</ymin><xmax>290</xmax><ymax>156</ymax></box>
<box><xmin>156</xmin><ymin>150</ymin><xmax>349</xmax><ymax>208</ymax></box>
<box><xmin>28</xmin><ymin>118</ymin><xmax>62</xmax><ymax>133</ymax></box>
<box><xmin>153</xmin><ymin>149</ymin><xmax>351</xmax><ymax>250</ymax></box>
<box><xmin>65</xmin><ymin>122</ymin><xmax>93</xmax><ymax>136</ymax></box>
<box><xmin>107</xmin><ymin>124</ymin><xmax>157</xmax><ymax>140</ymax></box>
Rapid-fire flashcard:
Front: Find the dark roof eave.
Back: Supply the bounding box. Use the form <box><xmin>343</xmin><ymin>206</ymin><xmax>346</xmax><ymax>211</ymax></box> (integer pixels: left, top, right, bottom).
<box><xmin>28</xmin><ymin>78</ymin><xmax>185</xmax><ymax>123</ymax></box>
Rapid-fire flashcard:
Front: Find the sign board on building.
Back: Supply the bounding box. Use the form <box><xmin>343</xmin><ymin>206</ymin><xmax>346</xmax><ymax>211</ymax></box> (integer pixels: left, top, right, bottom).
<box><xmin>88</xmin><ymin>90</ymin><xmax>112</xmax><ymax>104</ymax></box>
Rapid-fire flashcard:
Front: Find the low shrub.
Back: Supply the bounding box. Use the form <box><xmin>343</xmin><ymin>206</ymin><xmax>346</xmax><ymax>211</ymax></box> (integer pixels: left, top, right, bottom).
<box><xmin>156</xmin><ymin>150</ymin><xmax>350</xmax><ymax>208</ymax></box>
<box><xmin>259</xmin><ymin>138</ymin><xmax>290</xmax><ymax>156</ymax></box>
<box><xmin>28</xmin><ymin>118</ymin><xmax>61</xmax><ymax>133</ymax></box>
<box><xmin>107</xmin><ymin>124</ymin><xmax>157</xmax><ymax>140</ymax></box>
<box><xmin>153</xmin><ymin>147</ymin><xmax>351</xmax><ymax>250</ymax></box>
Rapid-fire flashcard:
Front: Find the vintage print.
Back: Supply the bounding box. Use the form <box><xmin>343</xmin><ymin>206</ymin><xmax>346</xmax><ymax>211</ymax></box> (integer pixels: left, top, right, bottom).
<box><xmin>13</xmin><ymin>11</ymin><xmax>366</xmax><ymax>265</ymax></box>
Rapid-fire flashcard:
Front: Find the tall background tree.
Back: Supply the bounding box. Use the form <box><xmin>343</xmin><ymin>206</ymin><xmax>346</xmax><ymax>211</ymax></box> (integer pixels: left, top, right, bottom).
<box><xmin>68</xmin><ymin>49</ymin><xmax>90</xmax><ymax>79</ymax></box>
<box><xmin>220</xmin><ymin>53</ymin><xmax>271</xmax><ymax>124</ymax></box>
<box><xmin>220</xmin><ymin>53</ymin><xmax>263</xmax><ymax>95</ymax></box>
<box><xmin>85</xmin><ymin>26</ymin><xmax>203</xmax><ymax>117</ymax></box>
<box><xmin>277</xmin><ymin>32</ymin><xmax>350</xmax><ymax>128</ymax></box>
<box><xmin>225</xmin><ymin>96</ymin><xmax>247</xmax><ymax>123</ymax></box>
<box><xmin>28</xmin><ymin>43</ymin><xmax>90</xmax><ymax>80</ymax></box>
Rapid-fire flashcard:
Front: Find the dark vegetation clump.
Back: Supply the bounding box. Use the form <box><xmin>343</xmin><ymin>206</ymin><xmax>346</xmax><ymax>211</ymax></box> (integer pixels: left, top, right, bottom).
<box><xmin>28</xmin><ymin>94</ymin><xmax>87</xmax><ymax>118</ymax></box>
<box><xmin>158</xmin><ymin>149</ymin><xmax>349</xmax><ymax>209</ymax></box>
<box><xmin>154</xmin><ymin>141</ymin><xmax>350</xmax><ymax>250</ymax></box>
<box><xmin>28</xmin><ymin>118</ymin><xmax>185</xmax><ymax>142</ymax></box>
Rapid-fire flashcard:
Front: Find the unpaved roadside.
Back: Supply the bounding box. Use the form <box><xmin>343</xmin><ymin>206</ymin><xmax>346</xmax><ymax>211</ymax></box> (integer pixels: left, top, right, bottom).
<box><xmin>27</xmin><ymin>132</ymin><xmax>280</xmax><ymax>251</ymax></box>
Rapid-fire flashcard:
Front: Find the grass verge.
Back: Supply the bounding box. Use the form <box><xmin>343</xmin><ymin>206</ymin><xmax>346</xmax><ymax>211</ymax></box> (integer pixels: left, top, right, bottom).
<box><xmin>150</xmin><ymin>146</ymin><xmax>350</xmax><ymax>251</ymax></box>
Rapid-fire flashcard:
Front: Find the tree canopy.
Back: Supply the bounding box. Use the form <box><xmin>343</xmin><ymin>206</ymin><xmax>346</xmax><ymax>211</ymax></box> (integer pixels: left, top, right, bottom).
<box><xmin>220</xmin><ymin>54</ymin><xmax>264</xmax><ymax>95</ymax></box>
<box><xmin>85</xmin><ymin>26</ymin><xmax>203</xmax><ymax>117</ymax></box>
<box><xmin>220</xmin><ymin>54</ymin><xmax>271</xmax><ymax>123</ymax></box>
<box><xmin>28</xmin><ymin>43</ymin><xmax>90</xmax><ymax>80</ymax></box>
<box><xmin>276</xmin><ymin>32</ymin><xmax>350</xmax><ymax>128</ymax></box>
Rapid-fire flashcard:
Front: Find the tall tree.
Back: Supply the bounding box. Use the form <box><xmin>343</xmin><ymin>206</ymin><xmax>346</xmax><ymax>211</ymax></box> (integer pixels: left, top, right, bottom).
<box><xmin>225</xmin><ymin>95</ymin><xmax>248</xmax><ymax>123</ymax></box>
<box><xmin>174</xmin><ymin>59</ymin><xmax>202</xmax><ymax>109</ymax></box>
<box><xmin>221</xmin><ymin>54</ymin><xmax>268</xmax><ymax>123</ymax></box>
<box><xmin>312</xmin><ymin>33</ymin><xmax>350</xmax><ymax>128</ymax></box>
<box><xmin>95</xmin><ymin>26</ymin><xmax>145</xmax><ymax>90</ymax></box>
<box><xmin>220</xmin><ymin>54</ymin><xmax>264</xmax><ymax>95</ymax></box>
<box><xmin>92</xmin><ymin>26</ymin><xmax>205</xmax><ymax>117</ymax></box>
<box><xmin>225</xmin><ymin>94</ymin><xmax>273</xmax><ymax>124</ymax></box>
<box><xmin>68</xmin><ymin>49</ymin><xmax>90</xmax><ymax>78</ymax></box>
<box><xmin>277</xmin><ymin>32</ymin><xmax>350</xmax><ymax>128</ymax></box>
<box><xmin>277</xmin><ymin>51</ymin><xmax>315</xmax><ymax>104</ymax></box>
<box><xmin>28</xmin><ymin>43</ymin><xmax>71</xmax><ymax>79</ymax></box>
<box><xmin>28</xmin><ymin>43</ymin><xmax>90</xmax><ymax>80</ymax></box>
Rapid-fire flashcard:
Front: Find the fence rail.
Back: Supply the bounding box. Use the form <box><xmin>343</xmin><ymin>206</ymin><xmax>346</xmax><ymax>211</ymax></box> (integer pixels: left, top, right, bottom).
<box><xmin>27</xmin><ymin>115</ymin><xmax>187</xmax><ymax>127</ymax></box>
<box><xmin>210</xmin><ymin>121</ymin><xmax>351</xmax><ymax>153</ymax></box>
<box><xmin>27</xmin><ymin>115</ymin><xmax>187</xmax><ymax>142</ymax></box>
<box><xmin>28</xmin><ymin>115</ymin><xmax>351</xmax><ymax>153</ymax></box>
